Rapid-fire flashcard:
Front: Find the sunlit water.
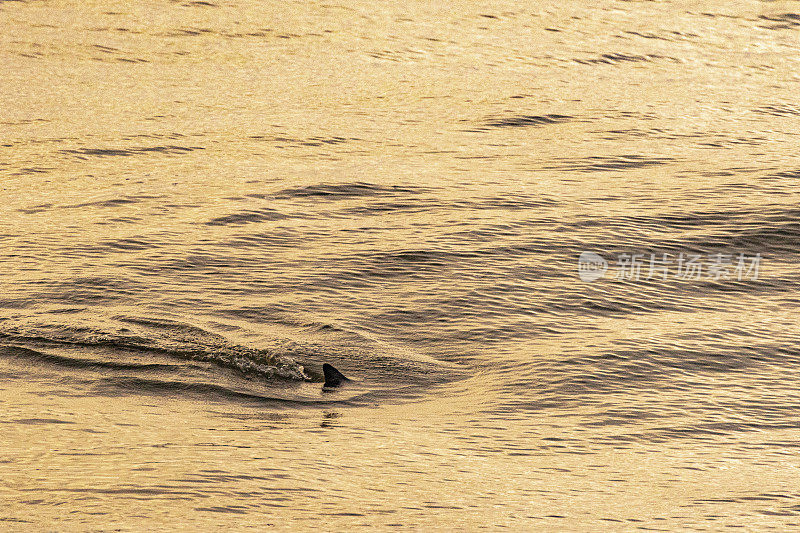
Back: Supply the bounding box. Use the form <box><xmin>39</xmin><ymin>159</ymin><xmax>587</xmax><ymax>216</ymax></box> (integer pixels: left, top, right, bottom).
<box><xmin>2</xmin><ymin>0</ymin><xmax>800</xmax><ymax>529</ymax></box>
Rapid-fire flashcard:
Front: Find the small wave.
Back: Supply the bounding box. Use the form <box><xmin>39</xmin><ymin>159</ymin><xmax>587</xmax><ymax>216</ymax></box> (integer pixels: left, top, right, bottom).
<box><xmin>160</xmin><ymin>27</ymin><xmax>217</xmax><ymax>37</ymax></box>
<box><xmin>205</xmin><ymin>209</ymin><xmax>291</xmax><ymax>226</ymax></box>
<box><xmin>224</xmin><ymin>229</ymin><xmax>305</xmax><ymax>249</ymax></box>
<box><xmin>574</xmin><ymin>53</ymin><xmax>677</xmax><ymax>65</ymax></box>
<box><xmin>460</xmin><ymin>196</ymin><xmax>558</xmax><ymax>210</ymax></box>
<box><xmin>0</xmin><ymin>345</ymin><xmax>180</xmax><ymax>372</ymax></box>
<box><xmin>769</xmin><ymin>169</ymin><xmax>800</xmax><ymax>179</ymax></box>
<box><xmin>90</xmin><ymin>376</ymin><xmax>343</xmax><ymax>404</ymax></box>
<box><xmin>547</xmin><ymin>154</ymin><xmax>674</xmax><ymax>172</ymax></box>
<box><xmin>0</xmin><ymin>315</ymin><xmax>308</xmax><ymax>382</ymax></box>
<box><xmin>10</xmin><ymin>166</ymin><xmax>54</xmax><ymax>176</ymax></box>
<box><xmin>60</xmin><ymin>145</ymin><xmax>203</xmax><ymax>158</ymax></box>
<box><xmin>7</xmin><ymin>418</ymin><xmax>75</xmax><ymax>425</ymax></box>
<box><xmin>17</xmin><ymin>203</ymin><xmax>53</xmax><ymax>214</ymax></box>
<box><xmin>481</xmin><ymin>113</ymin><xmax>572</xmax><ymax>130</ymax></box>
<box><xmin>622</xmin><ymin>30</ymin><xmax>695</xmax><ymax>42</ymax></box>
<box><xmin>328</xmin><ymin>195</ymin><xmax>558</xmax><ymax>217</ymax></box>
<box><xmin>271</xmin><ymin>182</ymin><xmax>432</xmax><ymax>200</ymax></box>
<box><xmin>182</xmin><ymin>1</ymin><xmax>219</xmax><ymax>7</ymax></box>
<box><xmin>753</xmin><ymin>104</ymin><xmax>800</xmax><ymax>117</ymax></box>
<box><xmin>759</xmin><ymin>13</ymin><xmax>800</xmax><ymax>30</ymax></box>
<box><xmin>97</xmin><ymin>238</ymin><xmax>160</xmax><ymax>251</ymax></box>
<box><xmin>248</xmin><ymin>135</ymin><xmax>355</xmax><ymax>148</ymax></box>
<box><xmin>66</xmin><ymin>196</ymin><xmax>151</xmax><ymax>209</ymax></box>
<box><xmin>571</xmin><ymin>205</ymin><xmax>800</xmax><ymax>254</ymax></box>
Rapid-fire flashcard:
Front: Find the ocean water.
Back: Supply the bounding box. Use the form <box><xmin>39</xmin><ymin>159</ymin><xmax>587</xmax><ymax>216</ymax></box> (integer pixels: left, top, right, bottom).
<box><xmin>2</xmin><ymin>0</ymin><xmax>800</xmax><ymax>529</ymax></box>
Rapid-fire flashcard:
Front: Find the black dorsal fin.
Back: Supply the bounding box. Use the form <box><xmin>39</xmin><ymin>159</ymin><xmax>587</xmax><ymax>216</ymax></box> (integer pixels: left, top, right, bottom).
<box><xmin>322</xmin><ymin>363</ymin><xmax>350</xmax><ymax>388</ymax></box>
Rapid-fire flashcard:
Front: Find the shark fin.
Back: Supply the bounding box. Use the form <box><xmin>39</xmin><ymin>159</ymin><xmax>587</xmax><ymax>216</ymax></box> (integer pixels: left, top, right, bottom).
<box><xmin>322</xmin><ymin>363</ymin><xmax>350</xmax><ymax>388</ymax></box>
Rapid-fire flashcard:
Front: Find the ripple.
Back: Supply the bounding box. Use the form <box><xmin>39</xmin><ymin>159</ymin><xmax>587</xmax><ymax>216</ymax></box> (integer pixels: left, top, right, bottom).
<box><xmin>271</xmin><ymin>182</ymin><xmax>432</xmax><ymax>200</ymax></box>
<box><xmin>754</xmin><ymin>104</ymin><xmax>800</xmax><ymax>117</ymax></box>
<box><xmin>547</xmin><ymin>154</ymin><xmax>674</xmax><ymax>172</ymax></box>
<box><xmin>481</xmin><ymin>113</ymin><xmax>572</xmax><ymax>129</ymax></box>
<box><xmin>205</xmin><ymin>209</ymin><xmax>291</xmax><ymax>226</ymax></box>
<box><xmin>60</xmin><ymin>145</ymin><xmax>204</xmax><ymax>158</ymax></box>
<box><xmin>759</xmin><ymin>13</ymin><xmax>800</xmax><ymax>30</ymax></box>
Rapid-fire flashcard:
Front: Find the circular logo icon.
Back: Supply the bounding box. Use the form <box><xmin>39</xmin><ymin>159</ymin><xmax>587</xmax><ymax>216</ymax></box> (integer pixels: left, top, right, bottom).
<box><xmin>578</xmin><ymin>251</ymin><xmax>607</xmax><ymax>282</ymax></box>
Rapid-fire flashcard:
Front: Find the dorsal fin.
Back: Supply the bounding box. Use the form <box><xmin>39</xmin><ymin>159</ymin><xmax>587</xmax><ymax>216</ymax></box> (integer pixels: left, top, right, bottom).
<box><xmin>322</xmin><ymin>363</ymin><xmax>350</xmax><ymax>388</ymax></box>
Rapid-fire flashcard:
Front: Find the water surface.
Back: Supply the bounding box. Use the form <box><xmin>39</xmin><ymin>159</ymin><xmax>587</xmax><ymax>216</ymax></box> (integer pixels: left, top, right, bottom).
<box><xmin>2</xmin><ymin>0</ymin><xmax>800</xmax><ymax>529</ymax></box>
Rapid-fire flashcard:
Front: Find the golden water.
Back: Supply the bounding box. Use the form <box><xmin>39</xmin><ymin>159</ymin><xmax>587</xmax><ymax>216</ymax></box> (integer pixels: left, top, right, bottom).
<box><xmin>2</xmin><ymin>0</ymin><xmax>800</xmax><ymax>529</ymax></box>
